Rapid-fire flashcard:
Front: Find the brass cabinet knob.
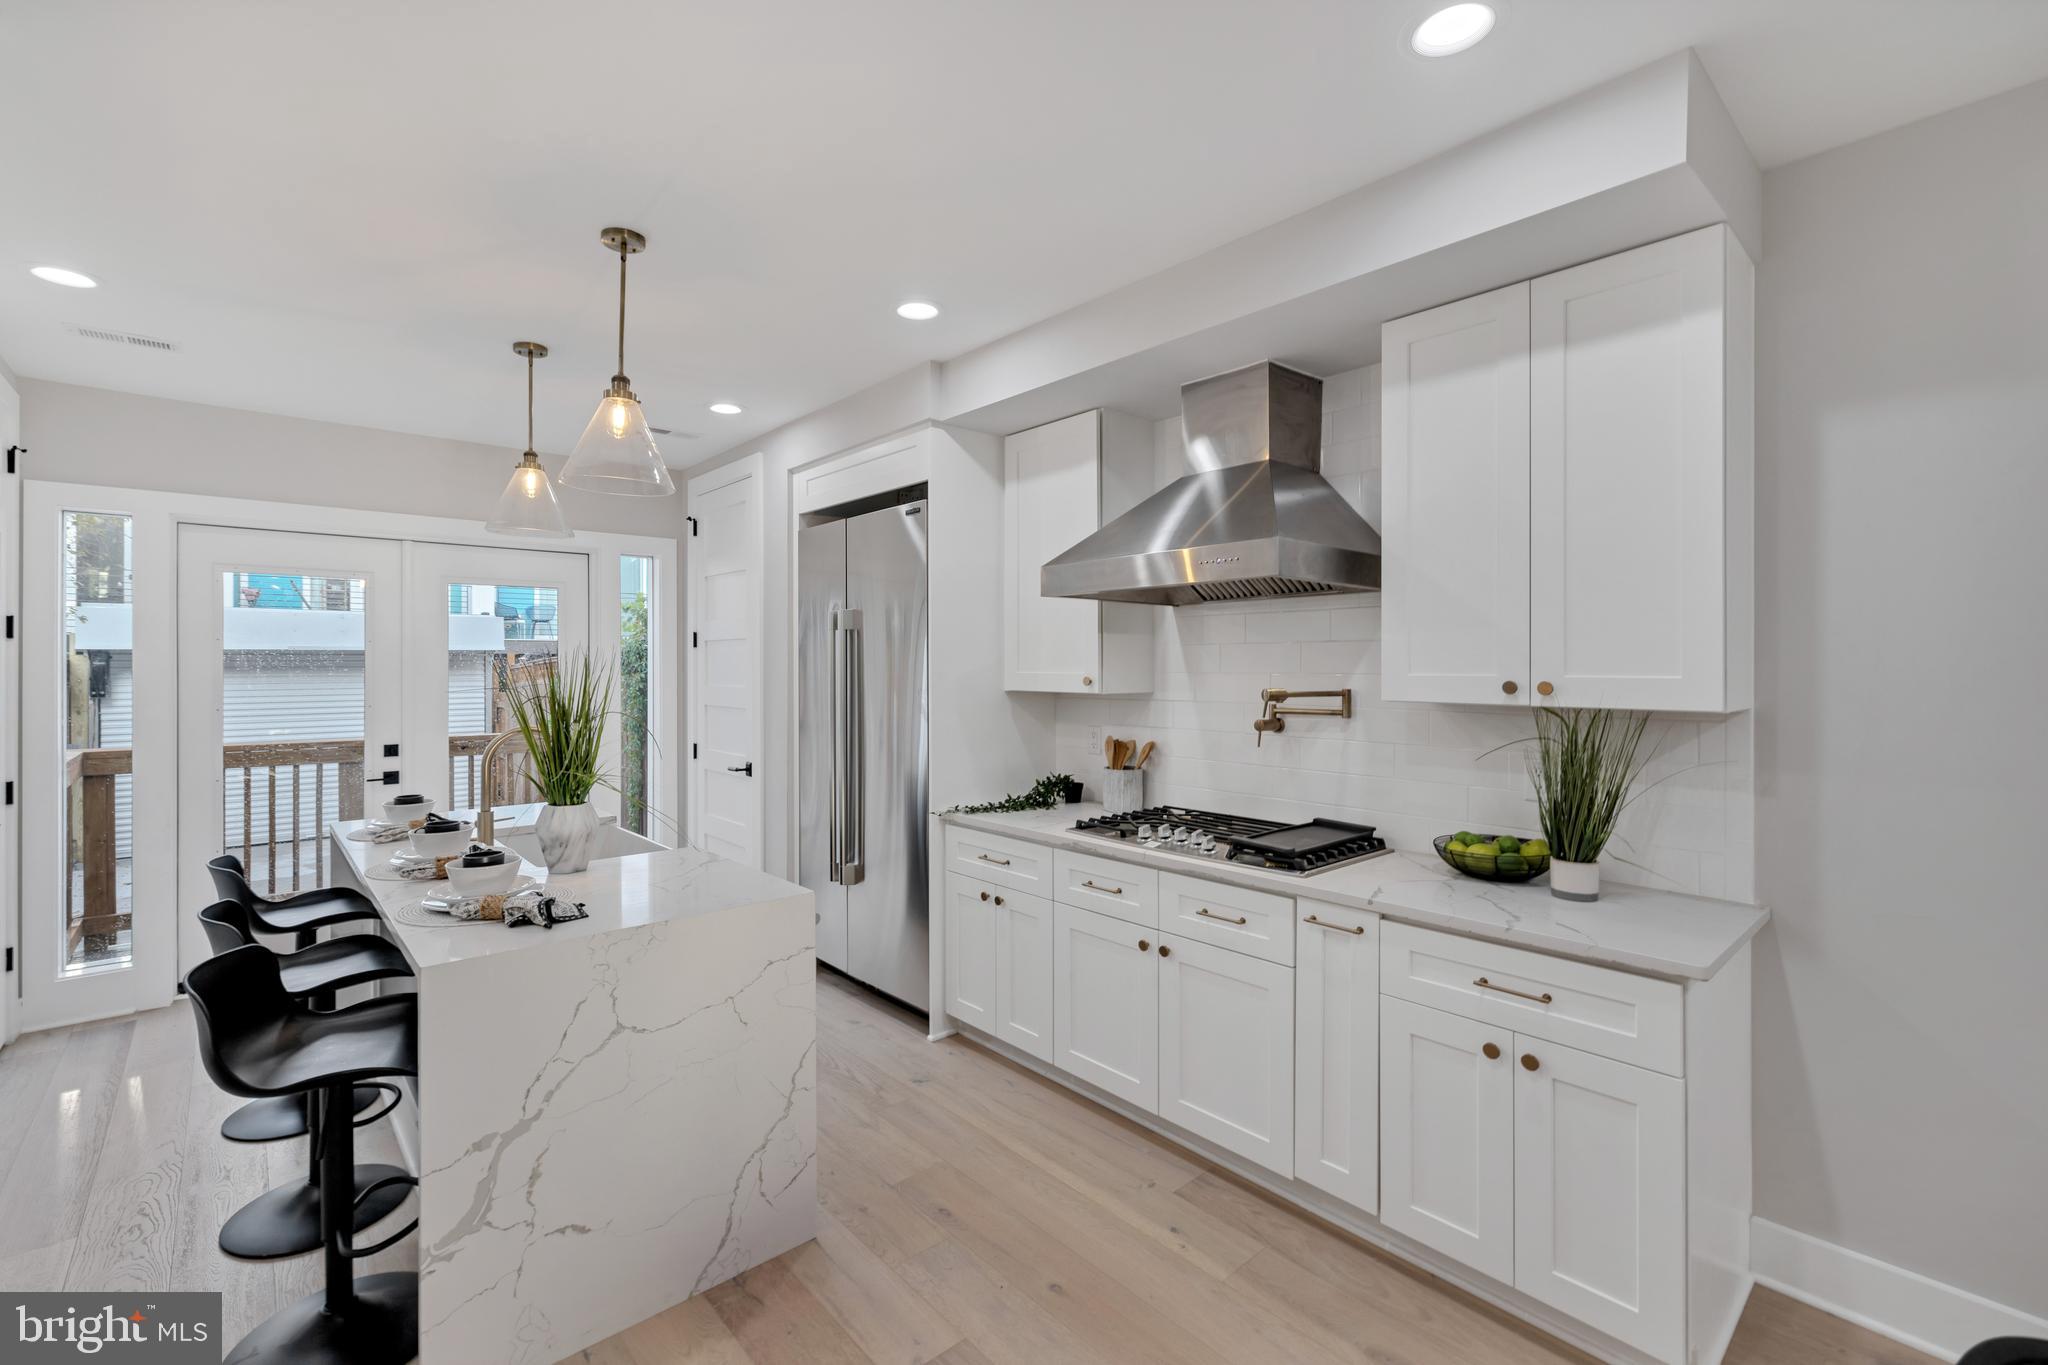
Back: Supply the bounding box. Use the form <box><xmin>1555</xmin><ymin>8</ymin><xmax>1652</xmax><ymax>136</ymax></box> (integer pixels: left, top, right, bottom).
<box><xmin>1137</xmin><ymin>939</ymin><xmax>1150</xmax><ymax>952</ymax></box>
<box><xmin>1158</xmin><ymin>944</ymin><xmax>1172</xmax><ymax>957</ymax></box>
<box><xmin>979</xmin><ymin>890</ymin><xmax>990</xmax><ymax>902</ymax></box>
<box><xmin>1482</xmin><ymin>1042</ymin><xmax>1501</xmax><ymax>1060</ymax></box>
<box><xmin>1536</xmin><ymin>681</ymin><xmax>1555</xmax><ymax>696</ymax></box>
<box><xmin>993</xmin><ymin>895</ymin><xmax>1004</xmax><ymax>907</ymax></box>
<box><xmin>1501</xmin><ymin>681</ymin><xmax>1518</xmax><ymax>695</ymax></box>
<box><xmin>1082</xmin><ymin>675</ymin><xmax>1094</xmax><ymax>687</ymax></box>
<box><xmin>1521</xmin><ymin>1053</ymin><xmax>1540</xmax><ymax>1072</ymax></box>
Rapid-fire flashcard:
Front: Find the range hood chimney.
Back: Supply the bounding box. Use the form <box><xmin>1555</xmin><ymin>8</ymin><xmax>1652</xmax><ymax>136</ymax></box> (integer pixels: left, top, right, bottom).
<box><xmin>1040</xmin><ymin>362</ymin><xmax>1381</xmax><ymax>606</ymax></box>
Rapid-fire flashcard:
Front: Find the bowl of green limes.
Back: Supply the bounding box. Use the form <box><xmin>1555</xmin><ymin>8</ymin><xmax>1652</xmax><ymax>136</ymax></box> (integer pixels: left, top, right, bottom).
<box><xmin>1434</xmin><ymin>832</ymin><xmax>1552</xmax><ymax>883</ymax></box>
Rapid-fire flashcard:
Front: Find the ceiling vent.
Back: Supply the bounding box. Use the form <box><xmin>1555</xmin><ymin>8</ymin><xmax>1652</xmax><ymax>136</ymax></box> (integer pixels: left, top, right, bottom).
<box><xmin>70</xmin><ymin>325</ymin><xmax>180</xmax><ymax>353</ymax></box>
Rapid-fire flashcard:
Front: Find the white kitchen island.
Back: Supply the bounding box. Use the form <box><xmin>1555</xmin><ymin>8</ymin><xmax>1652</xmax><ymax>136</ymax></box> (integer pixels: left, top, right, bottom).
<box><xmin>328</xmin><ymin>815</ymin><xmax>816</xmax><ymax>1365</ymax></box>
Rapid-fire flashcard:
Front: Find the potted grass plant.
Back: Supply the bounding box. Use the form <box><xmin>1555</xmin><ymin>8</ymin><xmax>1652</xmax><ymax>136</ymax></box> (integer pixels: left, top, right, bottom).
<box><xmin>1526</xmin><ymin>707</ymin><xmax>1655</xmax><ymax>902</ymax></box>
<box><xmin>496</xmin><ymin>651</ymin><xmax>616</xmax><ymax>873</ymax></box>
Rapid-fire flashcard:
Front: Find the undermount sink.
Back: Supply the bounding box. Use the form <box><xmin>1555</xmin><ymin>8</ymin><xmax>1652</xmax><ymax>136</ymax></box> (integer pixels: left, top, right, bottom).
<box><xmin>499</xmin><ymin>823</ymin><xmax>667</xmax><ymax>866</ymax></box>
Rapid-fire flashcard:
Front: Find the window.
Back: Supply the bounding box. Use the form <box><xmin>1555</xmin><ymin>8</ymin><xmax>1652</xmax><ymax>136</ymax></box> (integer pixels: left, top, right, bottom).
<box><xmin>620</xmin><ymin>556</ymin><xmax>653</xmax><ymax>835</ymax></box>
<box><xmin>61</xmin><ymin>511</ymin><xmax>135</xmax><ymax>972</ymax></box>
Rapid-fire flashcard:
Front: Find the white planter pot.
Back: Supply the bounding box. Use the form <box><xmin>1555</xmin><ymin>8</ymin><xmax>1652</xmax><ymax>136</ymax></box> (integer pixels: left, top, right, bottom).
<box><xmin>535</xmin><ymin>802</ymin><xmax>599</xmax><ymax>873</ymax></box>
<box><xmin>1549</xmin><ymin>858</ymin><xmax>1600</xmax><ymax>902</ymax></box>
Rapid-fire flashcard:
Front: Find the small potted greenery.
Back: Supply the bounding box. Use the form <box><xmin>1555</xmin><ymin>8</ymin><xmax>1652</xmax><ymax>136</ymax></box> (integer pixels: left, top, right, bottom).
<box><xmin>497</xmin><ymin>651</ymin><xmax>616</xmax><ymax>873</ymax></box>
<box><xmin>1525</xmin><ymin>707</ymin><xmax>1655</xmax><ymax>902</ymax></box>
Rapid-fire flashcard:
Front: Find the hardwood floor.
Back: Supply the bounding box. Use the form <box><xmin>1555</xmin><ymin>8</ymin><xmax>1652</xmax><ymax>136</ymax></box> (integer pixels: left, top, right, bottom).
<box><xmin>0</xmin><ymin>974</ymin><xmax>1937</xmax><ymax>1365</ymax></box>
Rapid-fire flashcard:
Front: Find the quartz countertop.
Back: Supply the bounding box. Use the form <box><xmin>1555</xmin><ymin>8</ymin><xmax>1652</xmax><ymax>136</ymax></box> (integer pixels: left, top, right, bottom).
<box><xmin>329</xmin><ymin>818</ymin><xmax>810</xmax><ymax>970</ymax></box>
<box><xmin>942</xmin><ymin>805</ymin><xmax>1766</xmax><ymax>981</ymax></box>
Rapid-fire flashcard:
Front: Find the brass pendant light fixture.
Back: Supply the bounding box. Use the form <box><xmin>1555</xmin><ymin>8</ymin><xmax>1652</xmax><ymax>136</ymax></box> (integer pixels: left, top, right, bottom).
<box><xmin>485</xmin><ymin>341</ymin><xmax>574</xmax><ymax>538</ymax></box>
<box><xmin>560</xmin><ymin>226</ymin><xmax>674</xmax><ymax>496</ymax></box>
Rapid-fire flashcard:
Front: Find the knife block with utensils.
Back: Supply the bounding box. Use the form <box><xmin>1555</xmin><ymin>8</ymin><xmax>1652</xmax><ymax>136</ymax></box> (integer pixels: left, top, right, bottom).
<box><xmin>1100</xmin><ymin>735</ymin><xmax>1154</xmax><ymax>814</ymax></box>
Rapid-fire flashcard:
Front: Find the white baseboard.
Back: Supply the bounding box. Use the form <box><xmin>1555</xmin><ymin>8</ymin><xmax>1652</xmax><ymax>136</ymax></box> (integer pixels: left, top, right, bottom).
<box><xmin>1750</xmin><ymin>1218</ymin><xmax>2048</xmax><ymax>1363</ymax></box>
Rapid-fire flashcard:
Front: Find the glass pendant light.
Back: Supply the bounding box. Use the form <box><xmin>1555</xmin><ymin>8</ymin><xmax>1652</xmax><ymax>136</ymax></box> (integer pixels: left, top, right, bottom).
<box><xmin>561</xmin><ymin>226</ymin><xmax>675</xmax><ymax>496</ymax></box>
<box><xmin>486</xmin><ymin>341</ymin><xmax>574</xmax><ymax>538</ymax></box>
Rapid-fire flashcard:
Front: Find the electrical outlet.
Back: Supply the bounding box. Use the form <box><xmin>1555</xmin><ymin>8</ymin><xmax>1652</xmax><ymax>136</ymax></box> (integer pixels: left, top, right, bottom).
<box><xmin>1086</xmin><ymin>727</ymin><xmax>1103</xmax><ymax>749</ymax></box>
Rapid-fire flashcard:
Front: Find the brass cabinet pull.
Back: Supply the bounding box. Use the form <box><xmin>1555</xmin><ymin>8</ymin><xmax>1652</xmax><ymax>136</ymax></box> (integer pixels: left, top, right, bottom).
<box><xmin>1137</xmin><ymin>939</ymin><xmax>1150</xmax><ymax>952</ymax></box>
<box><xmin>1501</xmin><ymin>680</ymin><xmax>1518</xmax><ymax>695</ymax></box>
<box><xmin>1082</xmin><ymin>675</ymin><xmax>1094</xmax><ymax>687</ymax></box>
<box><xmin>1474</xmin><ymin>976</ymin><xmax>1552</xmax><ymax>1005</ymax></box>
<box><xmin>1303</xmin><ymin>915</ymin><xmax>1364</xmax><ymax>935</ymax></box>
<box><xmin>1536</xmin><ymin>681</ymin><xmax>1555</xmax><ymax>697</ymax></box>
<box><xmin>1521</xmin><ymin>1053</ymin><xmax>1541</xmax><ymax>1072</ymax></box>
<box><xmin>993</xmin><ymin>895</ymin><xmax>1004</xmax><ymax>907</ymax></box>
<box><xmin>1483</xmin><ymin>1042</ymin><xmax>1501</xmax><ymax>1060</ymax></box>
<box><xmin>1082</xmin><ymin>880</ymin><xmax>1122</xmax><ymax>895</ymax></box>
<box><xmin>1158</xmin><ymin>944</ymin><xmax>1172</xmax><ymax>957</ymax></box>
<box><xmin>976</xmin><ymin>853</ymin><xmax>1011</xmax><ymax>866</ymax></box>
<box><xmin>979</xmin><ymin>891</ymin><xmax>989</xmax><ymax>902</ymax></box>
<box><xmin>1195</xmin><ymin>908</ymin><xmax>1248</xmax><ymax>925</ymax></box>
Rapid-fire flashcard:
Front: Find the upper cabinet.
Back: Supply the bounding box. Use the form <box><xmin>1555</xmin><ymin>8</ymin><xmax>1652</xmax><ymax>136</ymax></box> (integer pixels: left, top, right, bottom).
<box><xmin>1382</xmin><ymin>224</ymin><xmax>1753</xmax><ymax>712</ymax></box>
<box><xmin>1003</xmin><ymin>409</ymin><xmax>1154</xmax><ymax>694</ymax></box>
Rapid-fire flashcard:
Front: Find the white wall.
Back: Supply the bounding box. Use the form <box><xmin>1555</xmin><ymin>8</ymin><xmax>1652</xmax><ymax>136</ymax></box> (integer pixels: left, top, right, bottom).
<box><xmin>1752</xmin><ymin>78</ymin><xmax>2048</xmax><ymax>1319</ymax></box>
<box><xmin>18</xmin><ymin>379</ymin><xmax>683</xmax><ymax>541</ymax></box>
<box><xmin>1055</xmin><ymin>368</ymin><xmax>1756</xmax><ymax>900</ymax></box>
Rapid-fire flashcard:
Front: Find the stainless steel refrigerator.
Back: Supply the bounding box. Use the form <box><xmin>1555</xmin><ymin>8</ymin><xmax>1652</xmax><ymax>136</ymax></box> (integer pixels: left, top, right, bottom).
<box><xmin>798</xmin><ymin>498</ymin><xmax>929</xmax><ymax>1008</ymax></box>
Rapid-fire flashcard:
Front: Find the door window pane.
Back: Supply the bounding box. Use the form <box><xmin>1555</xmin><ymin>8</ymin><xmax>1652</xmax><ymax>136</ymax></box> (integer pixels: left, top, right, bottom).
<box><xmin>61</xmin><ymin>512</ymin><xmax>134</xmax><ymax>973</ymax></box>
<box><xmin>448</xmin><ymin>583</ymin><xmax>559</xmax><ymax>811</ymax></box>
<box><xmin>220</xmin><ymin>572</ymin><xmax>367</xmax><ymax>893</ymax></box>
<box><xmin>620</xmin><ymin>556</ymin><xmax>652</xmax><ymax>835</ymax></box>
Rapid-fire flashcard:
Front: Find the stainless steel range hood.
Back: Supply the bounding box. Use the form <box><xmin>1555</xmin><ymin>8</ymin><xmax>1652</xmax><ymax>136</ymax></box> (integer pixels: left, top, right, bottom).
<box><xmin>1040</xmin><ymin>362</ymin><xmax>1381</xmax><ymax>606</ymax></box>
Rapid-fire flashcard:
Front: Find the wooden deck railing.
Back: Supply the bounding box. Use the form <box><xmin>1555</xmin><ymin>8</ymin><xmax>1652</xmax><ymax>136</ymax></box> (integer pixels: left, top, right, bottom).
<box><xmin>66</xmin><ymin>734</ymin><xmax>541</xmax><ymax>921</ymax></box>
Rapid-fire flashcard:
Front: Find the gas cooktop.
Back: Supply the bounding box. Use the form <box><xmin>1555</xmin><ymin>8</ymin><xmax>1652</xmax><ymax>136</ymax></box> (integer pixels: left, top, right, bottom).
<box><xmin>1072</xmin><ymin>805</ymin><xmax>1390</xmax><ymax>877</ymax></box>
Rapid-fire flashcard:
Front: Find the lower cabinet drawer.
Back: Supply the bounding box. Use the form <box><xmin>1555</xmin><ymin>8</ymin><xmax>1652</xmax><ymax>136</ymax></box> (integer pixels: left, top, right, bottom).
<box><xmin>1053</xmin><ymin>848</ymin><xmax>1158</xmax><ymax>927</ymax></box>
<box><xmin>945</xmin><ymin>826</ymin><xmax>1051</xmax><ymax>896</ymax></box>
<box><xmin>1159</xmin><ymin>871</ymin><xmax>1294</xmax><ymax>966</ymax></box>
<box><xmin>1159</xmin><ymin>934</ymin><xmax>1294</xmax><ymax>1177</ymax></box>
<box><xmin>1380</xmin><ymin>922</ymin><xmax>1683</xmax><ymax>1076</ymax></box>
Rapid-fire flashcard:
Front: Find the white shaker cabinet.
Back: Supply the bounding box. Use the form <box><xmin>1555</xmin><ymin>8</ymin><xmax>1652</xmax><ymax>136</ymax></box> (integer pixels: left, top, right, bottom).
<box><xmin>1381</xmin><ymin>224</ymin><xmax>1753</xmax><ymax>712</ymax></box>
<box><xmin>1379</xmin><ymin>995</ymin><xmax>1517</xmax><ymax>1285</ymax></box>
<box><xmin>942</xmin><ymin>872</ymin><xmax>999</xmax><ymax>1032</ymax></box>
<box><xmin>1002</xmin><ymin>409</ymin><xmax>1155</xmax><ymax>694</ymax></box>
<box><xmin>1052</xmin><ymin>901</ymin><xmax>1160</xmax><ymax>1110</ymax></box>
<box><xmin>1293</xmin><ymin>901</ymin><xmax>1379</xmax><ymax>1212</ymax></box>
<box><xmin>1381</xmin><ymin>281</ymin><xmax>1532</xmax><ymax>705</ymax></box>
<box><xmin>1514</xmin><ymin>1035</ymin><xmax>1687</xmax><ymax>1362</ymax></box>
<box><xmin>1158</xmin><ymin>934</ymin><xmax>1294</xmax><ymax>1176</ymax></box>
<box><xmin>994</xmin><ymin>885</ymin><xmax>1055</xmax><ymax>1062</ymax></box>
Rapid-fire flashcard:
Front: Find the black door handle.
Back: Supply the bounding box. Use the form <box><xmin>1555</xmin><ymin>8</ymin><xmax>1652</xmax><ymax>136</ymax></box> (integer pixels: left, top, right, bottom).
<box><xmin>727</xmin><ymin>762</ymin><xmax>753</xmax><ymax>776</ymax></box>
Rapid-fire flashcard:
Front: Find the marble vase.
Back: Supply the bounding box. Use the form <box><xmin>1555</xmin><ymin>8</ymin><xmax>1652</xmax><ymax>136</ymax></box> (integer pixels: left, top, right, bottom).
<box><xmin>535</xmin><ymin>801</ymin><xmax>598</xmax><ymax>872</ymax></box>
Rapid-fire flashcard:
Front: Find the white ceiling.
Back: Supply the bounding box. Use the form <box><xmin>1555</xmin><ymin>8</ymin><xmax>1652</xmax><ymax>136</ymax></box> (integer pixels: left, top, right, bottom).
<box><xmin>3</xmin><ymin>0</ymin><xmax>2045</xmax><ymax>467</ymax></box>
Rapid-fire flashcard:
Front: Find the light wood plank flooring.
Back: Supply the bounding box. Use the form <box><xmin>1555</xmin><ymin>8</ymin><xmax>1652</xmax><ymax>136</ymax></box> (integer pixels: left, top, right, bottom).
<box><xmin>0</xmin><ymin>973</ymin><xmax>1937</xmax><ymax>1365</ymax></box>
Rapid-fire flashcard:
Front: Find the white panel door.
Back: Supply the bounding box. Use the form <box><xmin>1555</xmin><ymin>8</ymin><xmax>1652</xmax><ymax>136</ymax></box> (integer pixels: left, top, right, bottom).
<box><xmin>1003</xmin><ymin>411</ymin><xmax>1103</xmax><ymax>693</ymax></box>
<box><xmin>687</xmin><ymin>456</ymin><xmax>765</xmax><ymax>865</ymax></box>
<box><xmin>1294</xmin><ymin>902</ymin><xmax>1378</xmax><ymax>1212</ymax></box>
<box><xmin>943</xmin><ymin>872</ymin><xmax>998</xmax><ymax>1032</ymax></box>
<box><xmin>1158</xmin><ymin>934</ymin><xmax>1294</xmax><ymax>1177</ymax></box>
<box><xmin>1530</xmin><ymin>224</ymin><xmax>1727</xmax><ymax>710</ymax></box>
<box><xmin>1380</xmin><ymin>996</ymin><xmax>1515</xmax><ymax>1284</ymax></box>
<box><xmin>1053</xmin><ymin>901</ymin><xmax>1159</xmax><ymax>1111</ymax></box>
<box><xmin>1381</xmin><ymin>281</ymin><xmax>1531</xmax><ymax>704</ymax></box>
<box><xmin>1514</xmin><ymin>1034</ymin><xmax>1687</xmax><ymax>1362</ymax></box>
<box><xmin>994</xmin><ymin>886</ymin><xmax>1055</xmax><ymax>1062</ymax></box>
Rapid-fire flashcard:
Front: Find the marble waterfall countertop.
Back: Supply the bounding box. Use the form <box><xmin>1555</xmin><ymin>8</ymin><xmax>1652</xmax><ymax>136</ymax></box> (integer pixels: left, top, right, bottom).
<box><xmin>327</xmin><ymin>820</ymin><xmax>817</xmax><ymax>1364</ymax></box>
<box><xmin>944</xmin><ymin>805</ymin><xmax>1766</xmax><ymax>981</ymax></box>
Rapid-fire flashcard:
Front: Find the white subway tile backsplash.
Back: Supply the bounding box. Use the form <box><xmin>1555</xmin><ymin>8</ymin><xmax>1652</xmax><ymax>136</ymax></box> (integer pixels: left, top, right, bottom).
<box><xmin>1050</xmin><ymin>368</ymin><xmax>1754</xmax><ymax>902</ymax></box>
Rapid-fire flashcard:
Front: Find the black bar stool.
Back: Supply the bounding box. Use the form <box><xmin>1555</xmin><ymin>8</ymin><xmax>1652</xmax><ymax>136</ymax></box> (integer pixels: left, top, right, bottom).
<box><xmin>188</xmin><ymin>944</ymin><xmax>419</xmax><ymax>1365</ymax></box>
<box><xmin>204</xmin><ymin>854</ymin><xmax>389</xmax><ymax>1145</ymax></box>
<box><xmin>198</xmin><ymin>897</ymin><xmax>413</xmax><ymax>1146</ymax></box>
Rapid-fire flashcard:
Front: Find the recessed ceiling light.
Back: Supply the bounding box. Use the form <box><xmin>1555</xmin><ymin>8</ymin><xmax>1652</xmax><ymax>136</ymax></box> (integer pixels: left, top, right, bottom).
<box><xmin>708</xmin><ymin>402</ymin><xmax>743</xmax><ymax>415</ymax></box>
<box><xmin>31</xmin><ymin>265</ymin><xmax>98</xmax><ymax>288</ymax></box>
<box><xmin>895</xmin><ymin>300</ymin><xmax>940</xmax><ymax>321</ymax></box>
<box><xmin>1411</xmin><ymin>3</ymin><xmax>1495</xmax><ymax>56</ymax></box>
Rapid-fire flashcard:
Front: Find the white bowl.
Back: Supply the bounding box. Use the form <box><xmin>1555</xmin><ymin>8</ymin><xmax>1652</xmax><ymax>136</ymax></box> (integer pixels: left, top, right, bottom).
<box><xmin>408</xmin><ymin>822</ymin><xmax>473</xmax><ymax>859</ymax></box>
<box><xmin>445</xmin><ymin>857</ymin><xmax>520</xmax><ymax>898</ymax></box>
<box><xmin>382</xmin><ymin>796</ymin><xmax>435</xmax><ymax>826</ymax></box>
